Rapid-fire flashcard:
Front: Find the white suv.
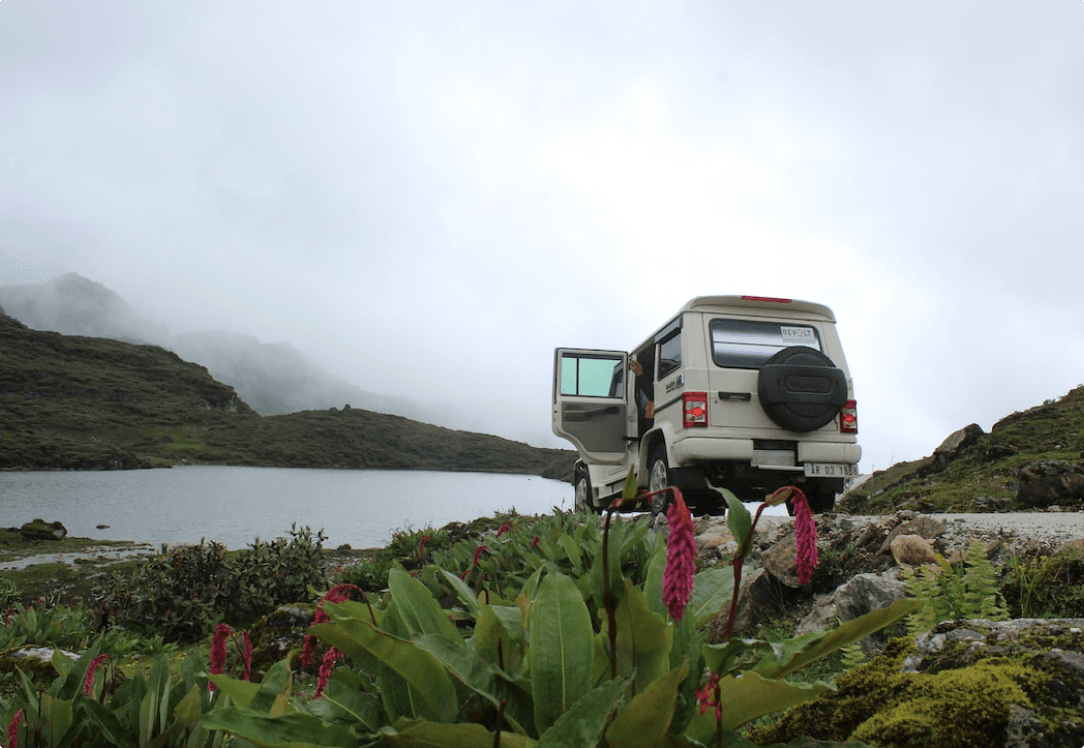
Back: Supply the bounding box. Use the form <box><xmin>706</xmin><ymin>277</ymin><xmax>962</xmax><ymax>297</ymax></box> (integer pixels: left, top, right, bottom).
<box><xmin>552</xmin><ymin>295</ymin><xmax>860</xmax><ymax>514</ymax></box>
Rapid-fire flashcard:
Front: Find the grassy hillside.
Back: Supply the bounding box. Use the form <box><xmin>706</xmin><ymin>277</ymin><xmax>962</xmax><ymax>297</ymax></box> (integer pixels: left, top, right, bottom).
<box><xmin>841</xmin><ymin>385</ymin><xmax>1084</xmax><ymax>513</ymax></box>
<box><xmin>0</xmin><ymin>310</ymin><xmax>575</xmax><ymax>477</ymax></box>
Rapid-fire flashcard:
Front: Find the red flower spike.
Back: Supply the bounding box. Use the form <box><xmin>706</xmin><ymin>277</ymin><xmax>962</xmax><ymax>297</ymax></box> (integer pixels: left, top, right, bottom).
<box><xmin>315</xmin><ymin>647</ymin><xmax>344</xmax><ymax>698</ymax></box>
<box><xmin>418</xmin><ymin>535</ymin><xmax>430</xmax><ymax>561</ymax></box>
<box><xmin>663</xmin><ymin>490</ymin><xmax>697</xmax><ymax>622</ymax></box>
<box><xmin>6</xmin><ymin>708</ymin><xmax>24</xmax><ymax>748</ymax></box>
<box><xmin>209</xmin><ymin>623</ymin><xmax>232</xmax><ymax>691</ymax></box>
<box><xmin>473</xmin><ymin>545</ymin><xmax>489</xmax><ymax>565</ymax></box>
<box><xmin>495</xmin><ymin>523</ymin><xmax>512</xmax><ymax>537</ymax></box>
<box><xmin>301</xmin><ymin>584</ymin><xmax>360</xmax><ymax>668</ymax></box>
<box><xmin>531</xmin><ymin>535</ymin><xmax>540</xmax><ymax>548</ymax></box>
<box><xmin>83</xmin><ymin>653</ymin><xmax>110</xmax><ymax>696</ymax></box>
<box><xmin>696</xmin><ymin>674</ymin><xmax>723</xmax><ymax>722</ymax></box>
<box><xmin>791</xmin><ymin>488</ymin><xmax>820</xmax><ymax>585</ymax></box>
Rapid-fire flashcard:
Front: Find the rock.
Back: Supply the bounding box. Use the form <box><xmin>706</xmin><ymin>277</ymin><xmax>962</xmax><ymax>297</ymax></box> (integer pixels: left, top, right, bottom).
<box><xmin>762</xmin><ymin>533</ymin><xmax>802</xmax><ymax>588</ymax></box>
<box><xmin>6</xmin><ymin>646</ymin><xmax>80</xmax><ymax>666</ymax></box>
<box><xmin>880</xmin><ymin>515</ymin><xmax>945</xmax><ymax>553</ymax></box>
<box><xmin>797</xmin><ymin>570</ymin><xmax>908</xmax><ymax>636</ymax></box>
<box><xmin>1013</xmin><ymin>460</ymin><xmax>1084</xmax><ymax>509</ymax></box>
<box><xmin>934</xmin><ymin>423</ymin><xmax>984</xmax><ymax>463</ymax></box>
<box><xmin>707</xmin><ymin>566</ymin><xmax>773</xmax><ymax>639</ymax></box>
<box><xmin>890</xmin><ymin>534</ymin><xmax>937</xmax><ymax>566</ymax></box>
<box><xmin>20</xmin><ymin>518</ymin><xmax>67</xmax><ymax>541</ymax></box>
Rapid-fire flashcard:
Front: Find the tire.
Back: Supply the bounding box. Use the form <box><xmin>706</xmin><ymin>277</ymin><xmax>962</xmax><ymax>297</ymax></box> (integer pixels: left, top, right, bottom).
<box><xmin>648</xmin><ymin>446</ymin><xmax>671</xmax><ymax>516</ymax></box>
<box><xmin>805</xmin><ymin>482</ymin><xmax>837</xmax><ymax>513</ymax></box>
<box><xmin>758</xmin><ymin>346</ymin><xmax>848</xmax><ymax>432</ymax></box>
<box><xmin>574</xmin><ymin>468</ymin><xmax>597</xmax><ymax>513</ymax></box>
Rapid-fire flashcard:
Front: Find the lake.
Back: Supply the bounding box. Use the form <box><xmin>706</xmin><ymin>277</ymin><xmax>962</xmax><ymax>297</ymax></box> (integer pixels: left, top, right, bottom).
<box><xmin>0</xmin><ymin>465</ymin><xmax>787</xmax><ymax>551</ymax></box>
<box><xmin>0</xmin><ymin>466</ymin><xmax>574</xmax><ymax>550</ymax></box>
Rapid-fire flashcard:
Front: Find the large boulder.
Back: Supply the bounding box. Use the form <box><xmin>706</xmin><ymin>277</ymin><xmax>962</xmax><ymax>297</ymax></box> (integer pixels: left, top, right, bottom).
<box><xmin>797</xmin><ymin>569</ymin><xmax>909</xmax><ymax>636</ymax></box>
<box><xmin>20</xmin><ymin>519</ymin><xmax>67</xmax><ymax>541</ymax></box>
<box><xmin>1013</xmin><ymin>460</ymin><xmax>1084</xmax><ymax>509</ymax></box>
<box><xmin>933</xmin><ymin>423</ymin><xmax>985</xmax><ymax>465</ymax></box>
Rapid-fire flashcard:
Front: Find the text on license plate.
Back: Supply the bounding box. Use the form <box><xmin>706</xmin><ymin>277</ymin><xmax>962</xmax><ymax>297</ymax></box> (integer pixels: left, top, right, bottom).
<box><xmin>804</xmin><ymin>463</ymin><xmax>859</xmax><ymax>478</ymax></box>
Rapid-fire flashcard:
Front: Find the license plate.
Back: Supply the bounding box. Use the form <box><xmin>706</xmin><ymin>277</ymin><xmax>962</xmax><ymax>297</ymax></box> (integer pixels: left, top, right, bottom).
<box><xmin>804</xmin><ymin>463</ymin><xmax>859</xmax><ymax>478</ymax></box>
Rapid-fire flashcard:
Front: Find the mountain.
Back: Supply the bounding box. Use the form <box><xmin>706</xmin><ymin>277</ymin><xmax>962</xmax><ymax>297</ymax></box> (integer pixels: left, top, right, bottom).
<box><xmin>840</xmin><ymin>385</ymin><xmax>1084</xmax><ymax>513</ymax></box>
<box><xmin>0</xmin><ymin>308</ymin><xmax>574</xmax><ymax>476</ymax></box>
<box><xmin>0</xmin><ymin>273</ymin><xmax>463</xmax><ymax>424</ymax></box>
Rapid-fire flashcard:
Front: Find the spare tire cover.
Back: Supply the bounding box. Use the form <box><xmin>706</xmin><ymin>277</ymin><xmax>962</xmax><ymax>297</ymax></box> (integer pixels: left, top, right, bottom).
<box><xmin>758</xmin><ymin>346</ymin><xmax>847</xmax><ymax>432</ymax></box>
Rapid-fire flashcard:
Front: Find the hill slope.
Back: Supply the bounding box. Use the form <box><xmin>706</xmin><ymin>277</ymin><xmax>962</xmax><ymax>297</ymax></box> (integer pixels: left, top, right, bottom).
<box><xmin>0</xmin><ymin>309</ymin><xmax>574</xmax><ymax>476</ymax></box>
<box><xmin>840</xmin><ymin>385</ymin><xmax>1084</xmax><ymax>513</ymax></box>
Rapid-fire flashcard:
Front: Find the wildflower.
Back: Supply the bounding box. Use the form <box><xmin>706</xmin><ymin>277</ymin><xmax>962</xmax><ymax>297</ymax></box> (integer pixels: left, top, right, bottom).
<box><xmin>6</xmin><ymin>708</ymin><xmax>24</xmax><ymax>748</ymax></box>
<box><xmin>531</xmin><ymin>535</ymin><xmax>540</xmax><ymax>548</ymax></box>
<box><xmin>83</xmin><ymin>653</ymin><xmax>110</xmax><ymax>696</ymax></box>
<box><xmin>4</xmin><ymin>606</ymin><xmax>11</xmax><ymax>627</ymax></box>
<box><xmin>495</xmin><ymin>523</ymin><xmax>512</xmax><ymax>537</ymax></box>
<box><xmin>662</xmin><ymin>490</ymin><xmax>696</xmax><ymax>622</ymax></box>
<box><xmin>791</xmin><ymin>488</ymin><xmax>820</xmax><ymax>585</ymax></box>
<box><xmin>314</xmin><ymin>646</ymin><xmax>344</xmax><ymax>698</ymax></box>
<box><xmin>696</xmin><ymin>673</ymin><xmax>722</xmax><ymax>722</ymax></box>
<box><xmin>208</xmin><ymin>623</ymin><xmax>232</xmax><ymax>691</ymax></box>
<box><xmin>301</xmin><ymin>584</ymin><xmax>360</xmax><ymax>668</ymax></box>
<box><xmin>418</xmin><ymin>535</ymin><xmax>431</xmax><ymax>561</ymax></box>
<box><xmin>461</xmin><ymin>545</ymin><xmax>489</xmax><ymax>581</ymax></box>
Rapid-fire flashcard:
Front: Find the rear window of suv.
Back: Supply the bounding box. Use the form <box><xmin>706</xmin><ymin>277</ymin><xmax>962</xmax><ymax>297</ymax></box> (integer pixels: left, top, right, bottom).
<box><xmin>710</xmin><ymin>319</ymin><xmax>822</xmax><ymax>369</ymax></box>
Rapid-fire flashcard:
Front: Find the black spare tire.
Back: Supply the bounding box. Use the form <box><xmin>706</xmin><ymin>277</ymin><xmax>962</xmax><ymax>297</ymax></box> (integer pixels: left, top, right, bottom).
<box><xmin>758</xmin><ymin>346</ymin><xmax>847</xmax><ymax>432</ymax></box>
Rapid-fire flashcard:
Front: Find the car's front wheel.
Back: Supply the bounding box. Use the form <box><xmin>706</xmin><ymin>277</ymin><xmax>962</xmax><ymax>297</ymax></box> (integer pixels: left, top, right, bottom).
<box><xmin>648</xmin><ymin>447</ymin><xmax>671</xmax><ymax>516</ymax></box>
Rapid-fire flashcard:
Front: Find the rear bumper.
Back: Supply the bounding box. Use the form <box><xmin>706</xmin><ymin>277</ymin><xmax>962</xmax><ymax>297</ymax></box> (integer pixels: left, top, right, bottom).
<box><xmin>671</xmin><ymin>437</ymin><xmax>861</xmax><ymax>466</ymax></box>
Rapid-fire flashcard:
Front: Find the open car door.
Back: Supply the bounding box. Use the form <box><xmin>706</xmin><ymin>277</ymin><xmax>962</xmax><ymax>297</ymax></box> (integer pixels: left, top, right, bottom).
<box><xmin>552</xmin><ymin>348</ymin><xmax>629</xmax><ymax>465</ymax></box>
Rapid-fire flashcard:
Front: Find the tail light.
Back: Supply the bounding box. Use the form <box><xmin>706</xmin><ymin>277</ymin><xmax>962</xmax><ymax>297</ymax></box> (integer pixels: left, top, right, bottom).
<box><xmin>840</xmin><ymin>399</ymin><xmax>858</xmax><ymax>434</ymax></box>
<box><xmin>683</xmin><ymin>391</ymin><xmax>708</xmax><ymax>428</ymax></box>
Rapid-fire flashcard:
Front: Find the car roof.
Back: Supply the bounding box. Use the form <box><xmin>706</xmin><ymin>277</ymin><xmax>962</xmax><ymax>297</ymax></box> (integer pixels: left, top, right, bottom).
<box><xmin>680</xmin><ymin>295</ymin><xmax>836</xmax><ymax>322</ymax></box>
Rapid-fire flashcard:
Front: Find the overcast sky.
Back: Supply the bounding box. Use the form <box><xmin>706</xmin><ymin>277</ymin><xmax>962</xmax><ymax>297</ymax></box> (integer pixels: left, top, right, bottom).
<box><xmin>2</xmin><ymin>2</ymin><xmax>1082</xmax><ymax>473</ymax></box>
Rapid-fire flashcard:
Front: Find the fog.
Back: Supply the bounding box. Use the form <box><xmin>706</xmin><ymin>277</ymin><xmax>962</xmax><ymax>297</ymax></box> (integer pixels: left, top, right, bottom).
<box><xmin>3</xmin><ymin>2</ymin><xmax>1083</xmax><ymax>471</ymax></box>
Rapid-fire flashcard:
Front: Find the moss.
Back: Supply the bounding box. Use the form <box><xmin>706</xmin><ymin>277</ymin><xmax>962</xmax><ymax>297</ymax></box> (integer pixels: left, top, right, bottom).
<box><xmin>749</xmin><ymin>639</ymin><xmax>1053</xmax><ymax>748</ymax></box>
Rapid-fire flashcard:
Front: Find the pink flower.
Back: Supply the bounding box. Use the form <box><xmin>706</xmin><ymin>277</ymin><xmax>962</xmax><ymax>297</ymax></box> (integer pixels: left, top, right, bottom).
<box><xmin>6</xmin><ymin>708</ymin><xmax>24</xmax><ymax>748</ymax></box>
<box><xmin>531</xmin><ymin>535</ymin><xmax>540</xmax><ymax>548</ymax></box>
<box><xmin>696</xmin><ymin>673</ymin><xmax>722</xmax><ymax>722</ymax></box>
<box><xmin>791</xmin><ymin>488</ymin><xmax>819</xmax><ymax>585</ymax></box>
<box><xmin>418</xmin><ymin>535</ymin><xmax>431</xmax><ymax>561</ymax></box>
<box><xmin>301</xmin><ymin>584</ymin><xmax>360</xmax><ymax>667</ymax></box>
<box><xmin>83</xmin><ymin>653</ymin><xmax>110</xmax><ymax>696</ymax></box>
<box><xmin>662</xmin><ymin>490</ymin><xmax>696</xmax><ymax>622</ymax></box>
<box><xmin>314</xmin><ymin>647</ymin><xmax>344</xmax><ymax>698</ymax></box>
<box><xmin>495</xmin><ymin>523</ymin><xmax>512</xmax><ymax>537</ymax></box>
<box><xmin>461</xmin><ymin>545</ymin><xmax>489</xmax><ymax>580</ymax></box>
<box><xmin>208</xmin><ymin>623</ymin><xmax>232</xmax><ymax>691</ymax></box>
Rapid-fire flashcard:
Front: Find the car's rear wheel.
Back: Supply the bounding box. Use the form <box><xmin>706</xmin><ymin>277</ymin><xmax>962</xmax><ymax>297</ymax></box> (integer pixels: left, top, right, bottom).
<box><xmin>648</xmin><ymin>447</ymin><xmax>671</xmax><ymax>516</ymax></box>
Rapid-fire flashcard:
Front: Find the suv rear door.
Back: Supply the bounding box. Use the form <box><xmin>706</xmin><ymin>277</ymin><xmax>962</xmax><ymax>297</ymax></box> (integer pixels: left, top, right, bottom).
<box><xmin>552</xmin><ymin>349</ymin><xmax>630</xmax><ymax>465</ymax></box>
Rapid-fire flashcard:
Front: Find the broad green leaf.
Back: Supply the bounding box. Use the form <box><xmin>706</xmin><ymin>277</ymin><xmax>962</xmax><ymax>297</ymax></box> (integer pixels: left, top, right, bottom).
<box><xmin>529</xmin><ymin>572</ymin><xmax>595</xmax><ymax>732</ymax></box>
<box><xmin>473</xmin><ymin>603</ymin><xmax>524</xmax><ymax>676</ymax></box>
<box><xmin>536</xmin><ymin>678</ymin><xmax>628</xmax><ymax>748</ymax></box>
<box><xmin>724</xmin><ymin>493</ymin><xmax>751</xmax><ymax>554</ymax></box>
<box><xmin>310</xmin><ymin>618</ymin><xmax>458</xmax><ymax>723</ymax></box>
<box><xmin>207</xmin><ymin>675</ymin><xmax>261</xmax><ymax>710</ymax></box>
<box><xmin>439</xmin><ymin>568</ymin><xmax>481</xmax><ymax>620</ymax></box>
<box><xmin>715</xmin><ymin>671</ymin><xmax>829</xmax><ymax>731</ymax></box>
<box><xmin>605</xmin><ymin>663</ymin><xmax>688</xmax><ymax>747</ymax></box>
<box><xmin>643</xmin><ymin>544</ymin><xmax>667</xmax><ymax>619</ymax></box>
<box><xmin>605</xmin><ymin>580</ymin><xmax>672</xmax><ymax>691</ymax></box>
<box><xmin>688</xmin><ymin>567</ymin><xmax>735</xmax><ymax>630</ymax></box>
<box><xmin>753</xmin><ymin>598</ymin><xmax>923</xmax><ymax>679</ymax></box>
<box><xmin>81</xmin><ymin>699</ymin><xmax>125</xmax><ymax>746</ymax></box>
<box><xmin>248</xmin><ymin>659</ymin><xmax>297</xmax><ymax>717</ymax></box>
<box><xmin>378</xmin><ymin>718</ymin><xmax>536</xmax><ymax>748</ymax></box>
<box><xmin>621</xmin><ymin>465</ymin><xmax>638</xmax><ymax>501</ymax></box>
<box><xmin>559</xmin><ymin>533</ymin><xmax>584</xmax><ymax>575</ymax></box>
<box><xmin>199</xmin><ymin>710</ymin><xmax>356</xmax><ymax>748</ymax></box>
<box><xmin>389</xmin><ymin>568</ymin><xmax>462</xmax><ymax>643</ymax></box>
<box><xmin>306</xmin><ymin>670</ymin><xmax>384</xmax><ymax>733</ymax></box>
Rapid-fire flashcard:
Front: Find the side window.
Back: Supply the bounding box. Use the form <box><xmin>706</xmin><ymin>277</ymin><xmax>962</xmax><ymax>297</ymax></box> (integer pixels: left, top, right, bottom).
<box><xmin>657</xmin><ymin>329</ymin><xmax>682</xmax><ymax>379</ymax></box>
<box><xmin>560</xmin><ymin>354</ymin><xmax>625</xmax><ymax>397</ymax></box>
<box><xmin>710</xmin><ymin>319</ymin><xmax>822</xmax><ymax>369</ymax></box>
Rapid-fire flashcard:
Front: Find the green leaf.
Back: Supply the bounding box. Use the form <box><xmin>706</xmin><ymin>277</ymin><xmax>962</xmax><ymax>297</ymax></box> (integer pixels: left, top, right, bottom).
<box><xmin>605</xmin><ymin>663</ymin><xmax>688</xmax><ymax>747</ymax></box>
<box><xmin>688</xmin><ymin>567</ymin><xmax>736</xmax><ymax>630</ymax></box>
<box><xmin>621</xmin><ymin>465</ymin><xmax>638</xmax><ymax>501</ymax></box>
<box><xmin>199</xmin><ymin>710</ymin><xmax>356</xmax><ymax>748</ymax></box>
<box><xmin>439</xmin><ymin>569</ymin><xmax>481</xmax><ymax>620</ymax></box>
<box><xmin>389</xmin><ymin>568</ymin><xmax>462</xmax><ymax>643</ymax></box>
<box><xmin>306</xmin><ymin>670</ymin><xmax>384</xmax><ymax>733</ymax></box>
<box><xmin>311</xmin><ymin>617</ymin><xmax>458</xmax><ymax>723</ymax></box>
<box><xmin>753</xmin><ymin>598</ymin><xmax>923</xmax><ymax>680</ymax></box>
<box><xmin>682</xmin><ymin>671</ymin><xmax>829</xmax><ymax>738</ymax></box>
<box><xmin>559</xmin><ymin>533</ymin><xmax>584</xmax><ymax>576</ymax></box>
<box><xmin>536</xmin><ymin>678</ymin><xmax>628</xmax><ymax>748</ymax></box>
<box><xmin>605</xmin><ymin>580</ymin><xmax>672</xmax><ymax>692</ymax></box>
<box><xmin>207</xmin><ymin>675</ymin><xmax>262</xmax><ymax>710</ymax></box>
<box><xmin>724</xmin><ymin>493</ymin><xmax>752</xmax><ymax>554</ymax></box>
<box><xmin>377</xmin><ymin>718</ymin><xmax>537</xmax><ymax>747</ymax></box>
<box><xmin>529</xmin><ymin>572</ymin><xmax>595</xmax><ymax>732</ymax></box>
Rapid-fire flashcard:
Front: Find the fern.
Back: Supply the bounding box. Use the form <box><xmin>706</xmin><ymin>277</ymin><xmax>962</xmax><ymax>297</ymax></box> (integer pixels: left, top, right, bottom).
<box><xmin>902</xmin><ymin>540</ymin><xmax>1008</xmax><ymax>635</ymax></box>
